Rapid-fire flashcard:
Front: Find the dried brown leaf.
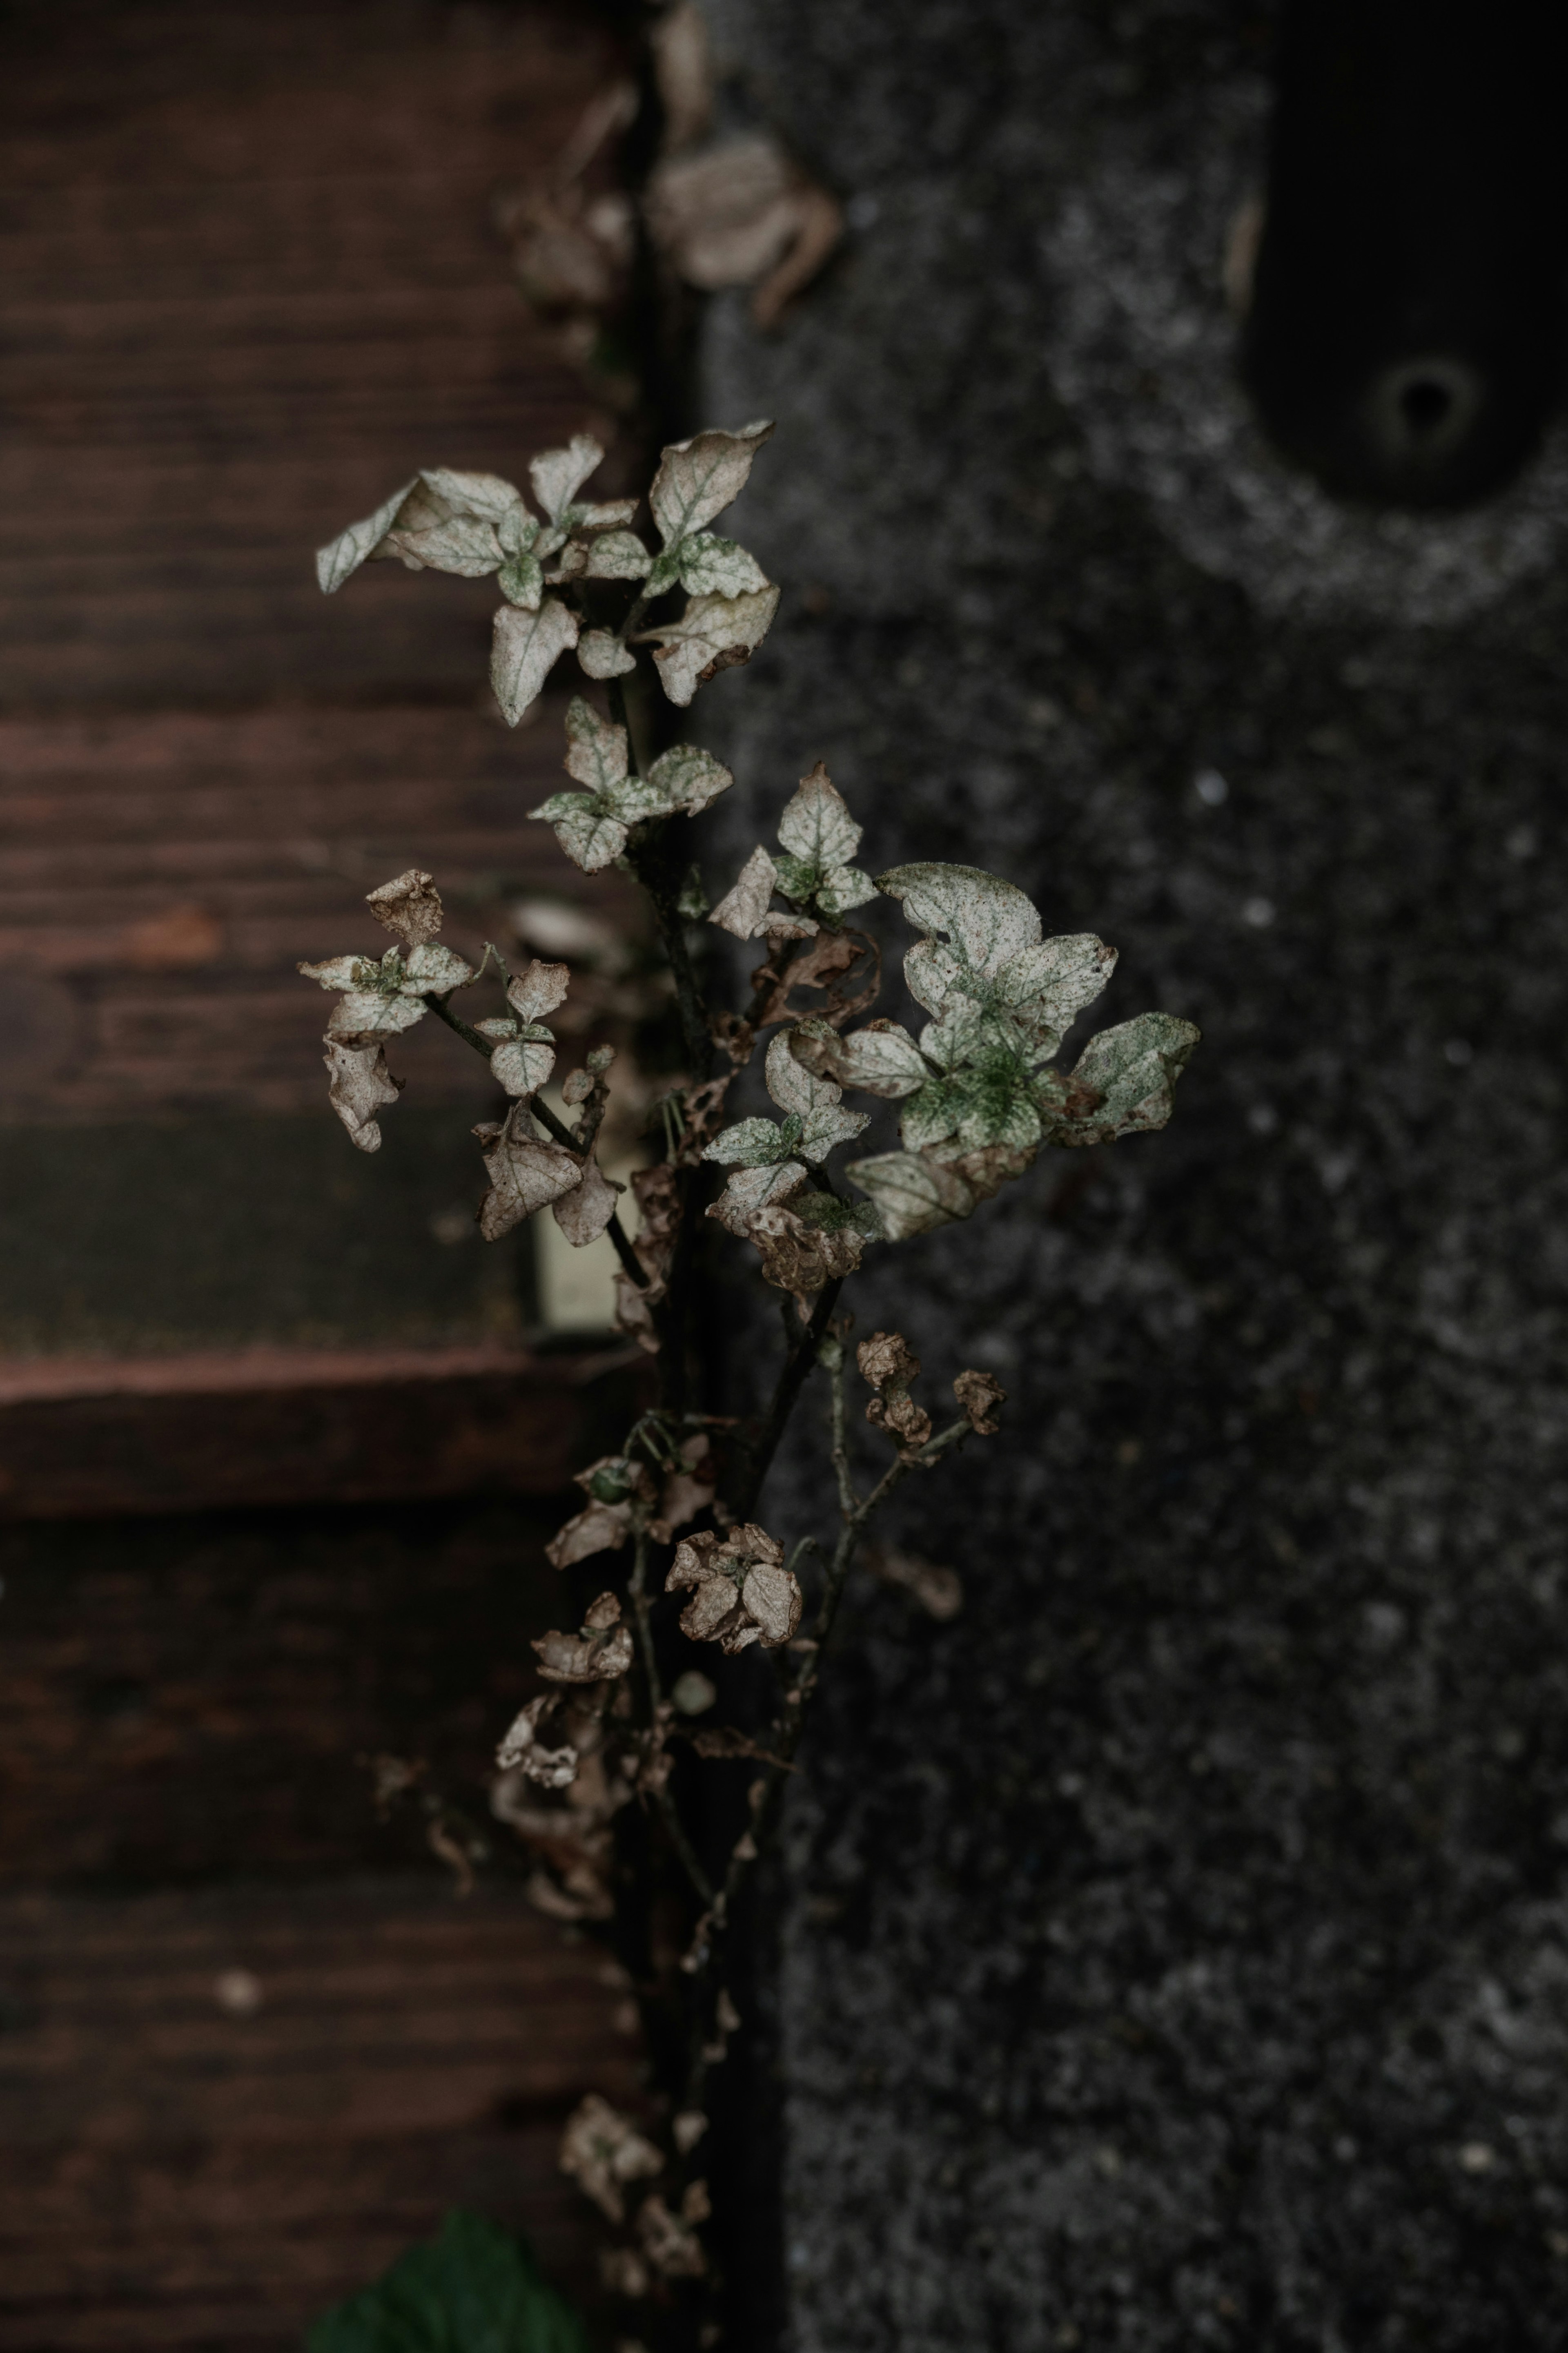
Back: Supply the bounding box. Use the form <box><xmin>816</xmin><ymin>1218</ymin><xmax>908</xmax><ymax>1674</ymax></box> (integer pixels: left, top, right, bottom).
<box><xmin>866</xmin><ymin>1543</ymin><xmax>963</xmax><ymax>1621</ymax></box>
<box><xmin>323</xmin><ymin>1035</ymin><xmax>403</xmax><ymax>1153</ymax></box>
<box><xmin>953</xmin><ymin>1367</ymin><xmax>1007</xmax><ymax>1435</ymax></box>
<box><xmin>666</xmin><ymin>1525</ymin><xmax>801</xmax><ymax>1654</ymax></box>
<box><xmin>473</xmin><ymin>1104</ymin><xmax>583</xmax><ymax>1240</ymax></box>
<box><xmin>857</xmin><ymin>1330</ymin><xmax>932</xmax><ymax>1450</ymax></box>
<box><xmin>534</xmin><ymin>1597</ymin><xmax>635</xmax><ymax>1684</ymax></box>
<box><xmin>685</xmin><ymin>1726</ymin><xmax>794</xmax><ymax>1769</ymax></box>
<box><xmin>365</xmin><ymin>868</ymin><xmax>444</xmax><ymax>950</ymax></box>
<box><xmin>561</xmin><ymin>2093</ymin><xmax>664</xmax><ymax>2224</ymax></box>
<box><xmin>495</xmin><ymin>1694</ymin><xmax>579</xmax><ymax>1788</ymax></box>
<box><xmin>545</xmin><ymin>1497</ymin><xmax>635</xmax><ymax>1570</ymax></box>
<box><xmin>552</xmin><ymin>1154</ymin><xmax>624</xmax><ymax>1247</ymax></box>
<box><xmin>637</xmin><ymin>2194</ymin><xmax>707</xmax><ymax>2278</ymax></box>
<box><xmin>650</xmin><ymin>0</ymin><xmax>712</xmax><ymax>152</ymax></box>
<box><xmin>507</xmin><ymin>959</ymin><xmax>572</xmax><ymax>1022</ymax></box>
<box><xmin>752</xmin><ymin>930</ymin><xmax>880</xmax><ymax>1031</ymax></box>
<box><xmin>749</xmin><ymin>1202</ymin><xmax>865</xmax><ymax>1300</ymax></box>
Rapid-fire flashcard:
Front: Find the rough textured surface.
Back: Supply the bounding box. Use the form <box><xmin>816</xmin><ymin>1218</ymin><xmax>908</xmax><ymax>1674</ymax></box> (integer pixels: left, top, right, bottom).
<box><xmin>698</xmin><ymin>2</ymin><xmax>1568</xmax><ymax>2346</ymax></box>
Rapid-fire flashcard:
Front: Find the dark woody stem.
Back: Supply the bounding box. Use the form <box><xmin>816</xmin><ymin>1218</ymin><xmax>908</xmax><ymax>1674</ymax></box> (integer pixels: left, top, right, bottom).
<box><xmin>421</xmin><ymin>992</ymin><xmax>648</xmax><ymax>1293</ymax></box>
<box><xmin>728</xmin><ymin>1278</ymin><xmax>844</xmax><ymax>1521</ymax></box>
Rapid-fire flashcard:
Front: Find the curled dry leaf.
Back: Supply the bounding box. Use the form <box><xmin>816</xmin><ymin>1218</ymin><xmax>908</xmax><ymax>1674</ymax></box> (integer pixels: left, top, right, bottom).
<box><xmin>749</xmin><ymin>1201</ymin><xmax>865</xmax><ymax>1299</ymax></box>
<box><xmin>560</xmin><ymin>2093</ymin><xmax>664</xmax><ymax>2225</ymax></box>
<box><xmin>752</xmin><ymin>930</ymin><xmax>880</xmax><ymax>1032</ymax></box>
<box><xmin>666</xmin><ymin>1525</ymin><xmax>802</xmax><ymax>1655</ymax></box>
<box><xmin>323</xmin><ymin>1036</ymin><xmax>403</xmax><ymax>1153</ymax></box>
<box><xmin>645</xmin><ymin>132</ymin><xmax>843</xmax><ymax>328</ymax></box>
<box><xmin>365</xmin><ymin>868</ymin><xmax>444</xmax><ymax>950</ymax></box>
<box><xmin>857</xmin><ymin>1330</ymin><xmax>932</xmax><ymax>1450</ymax></box>
<box><xmin>636</xmin><ymin>2194</ymin><xmax>708</xmax><ymax>2279</ymax></box>
<box><xmin>612</xmin><ymin>1162</ymin><xmax>681</xmax><ymax>1351</ymax></box>
<box><xmin>545</xmin><ymin>1497</ymin><xmax>635</xmax><ymax>1570</ymax></box>
<box><xmin>533</xmin><ymin>1594</ymin><xmax>635</xmax><ymax>1684</ymax></box>
<box><xmin>866</xmin><ymin>1543</ymin><xmax>963</xmax><ymax>1621</ymax></box>
<box><xmin>495</xmin><ymin>1694</ymin><xmax>579</xmax><ymax>1788</ymax></box>
<box><xmin>954</xmin><ymin>1367</ymin><xmax>1007</xmax><ymax>1435</ymax></box>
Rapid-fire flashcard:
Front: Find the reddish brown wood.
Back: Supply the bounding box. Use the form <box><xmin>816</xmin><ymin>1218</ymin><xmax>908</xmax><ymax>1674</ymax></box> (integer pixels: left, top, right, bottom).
<box><xmin>0</xmin><ymin>1879</ymin><xmax>638</xmax><ymax>2351</ymax></box>
<box><xmin>0</xmin><ymin>1343</ymin><xmax>643</xmax><ymax>1520</ymax></box>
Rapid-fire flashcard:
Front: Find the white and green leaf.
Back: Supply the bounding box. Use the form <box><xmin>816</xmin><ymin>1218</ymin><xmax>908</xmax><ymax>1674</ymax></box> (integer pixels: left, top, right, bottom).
<box><xmin>491</xmin><ymin>1030</ymin><xmax>557</xmax><ymax>1097</ymax></box>
<box><xmin>844</xmin><ymin>1149</ymin><xmax>976</xmax><ymax>1242</ymax></box>
<box><xmin>648</xmin><ymin>421</ymin><xmax>774</xmax><ymax>548</ymax></box>
<box><xmin>316</xmin><ymin>478</ymin><xmax>416</xmax><ymax>593</ymax></box>
<box><xmin>777</xmin><ymin>762</ymin><xmax>862</xmax><ymax>870</ymax></box>
<box><xmin>577</xmin><ymin>629</ymin><xmax>638</xmax><ymax>680</ymax></box>
<box><xmin>675</xmin><ymin>533</ymin><xmax>770</xmax><ymax>597</ymax></box>
<box><xmin>647</xmin><ymin>743</ymin><xmax>733</xmax><ymax>815</ymax></box>
<box><xmin>706</xmin><ymin>1158</ymin><xmax>807</xmax><ymax>1237</ymax></box>
<box><xmin>637</xmin><ymin>584</ymin><xmax>780</xmax><ymax>708</ymax></box>
<box><xmin>529</xmin><ymin>434</ymin><xmax>605</xmax><ymax>524</ymax></box>
<box><xmin>708</xmin><ymin>845</ymin><xmax>776</xmax><ymax>938</ymax></box>
<box><xmin>584</xmin><ymin>530</ymin><xmax>653</xmax><ymax>581</ymax></box>
<box><xmin>492</xmin><ymin>597</ymin><xmax>579</xmax><ymax>725</ymax></box>
<box><xmin>564</xmin><ymin>697</ymin><xmax>630</xmax><ymax>794</ymax></box>
<box><xmin>1045</xmin><ymin>1012</ymin><xmax>1201</xmax><ymax>1146</ymax></box>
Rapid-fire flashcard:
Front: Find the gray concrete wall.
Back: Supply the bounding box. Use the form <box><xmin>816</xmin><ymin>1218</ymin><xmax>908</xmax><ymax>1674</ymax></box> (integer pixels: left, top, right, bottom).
<box><xmin>697</xmin><ymin>3</ymin><xmax>1568</xmax><ymax>2346</ymax></box>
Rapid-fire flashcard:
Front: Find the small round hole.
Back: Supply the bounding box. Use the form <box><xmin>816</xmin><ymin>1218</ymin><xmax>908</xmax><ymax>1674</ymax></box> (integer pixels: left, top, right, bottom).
<box><xmin>1399</xmin><ymin>377</ymin><xmax>1453</xmax><ymax>441</ymax></box>
<box><xmin>1364</xmin><ymin>354</ymin><xmax>1483</xmax><ymax>468</ymax></box>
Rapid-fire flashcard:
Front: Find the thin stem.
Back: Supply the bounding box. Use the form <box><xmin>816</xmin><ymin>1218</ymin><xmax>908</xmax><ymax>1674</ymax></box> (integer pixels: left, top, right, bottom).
<box><xmin>421</xmin><ymin>991</ymin><xmax>648</xmax><ymax>1291</ymax></box>
<box><xmin>731</xmin><ymin>1277</ymin><xmax>844</xmax><ymax>1520</ymax></box>
<box><xmin>630</xmin><ymin>1524</ymin><xmax>716</xmax><ymax>1911</ymax></box>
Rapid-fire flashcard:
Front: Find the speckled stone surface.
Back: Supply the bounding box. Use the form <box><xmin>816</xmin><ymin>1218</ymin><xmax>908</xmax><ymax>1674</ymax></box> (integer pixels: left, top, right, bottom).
<box><xmin>695</xmin><ymin>4</ymin><xmax>1568</xmax><ymax>2346</ymax></box>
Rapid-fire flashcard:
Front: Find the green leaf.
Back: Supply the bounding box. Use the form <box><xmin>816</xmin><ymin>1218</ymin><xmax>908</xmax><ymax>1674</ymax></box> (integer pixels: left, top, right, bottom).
<box><xmin>771</xmin><ymin>853</ymin><xmax>819</xmax><ymax>903</ymax></box>
<box><xmin>562</xmin><ymin>698</ymin><xmax>629</xmax><ymax>794</ymax></box>
<box><xmin>306</xmin><ymin>2207</ymin><xmax>591</xmax><ymax>2353</ymax></box>
<box><xmin>676</xmin><ymin>533</ymin><xmax>770</xmax><ymax>596</ymax></box>
<box><xmin>496</xmin><ymin>553</ymin><xmax>543</xmax><ymax>610</ymax></box>
<box><xmin>791</xmin><ymin>1191</ymin><xmax>884</xmax><ymax>1239</ymax></box>
<box><xmin>815</xmin><ymin>865</ymin><xmax>876</xmax><ymax>920</ymax></box>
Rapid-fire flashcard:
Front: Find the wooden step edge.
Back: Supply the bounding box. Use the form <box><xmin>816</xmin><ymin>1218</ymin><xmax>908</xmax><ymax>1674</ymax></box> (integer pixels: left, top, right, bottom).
<box><xmin>0</xmin><ymin>1338</ymin><xmax>646</xmax><ymax>1521</ymax></box>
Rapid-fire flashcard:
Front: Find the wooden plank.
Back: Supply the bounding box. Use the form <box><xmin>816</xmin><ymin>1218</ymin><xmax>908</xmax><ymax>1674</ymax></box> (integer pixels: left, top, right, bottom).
<box><xmin>0</xmin><ymin>1880</ymin><xmax>634</xmax><ymax>2352</ymax></box>
<box><xmin>0</xmin><ymin>1342</ymin><xmax>642</xmax><ymax>1519</ymax></box>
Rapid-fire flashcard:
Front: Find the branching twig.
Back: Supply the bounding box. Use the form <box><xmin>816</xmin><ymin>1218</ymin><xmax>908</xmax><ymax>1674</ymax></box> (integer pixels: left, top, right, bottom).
<box><xmin>421</xmin><ymin>990</ymin><xmax>648</xmax><ymax>1293</ymax></box>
